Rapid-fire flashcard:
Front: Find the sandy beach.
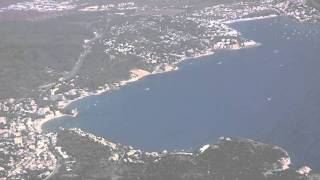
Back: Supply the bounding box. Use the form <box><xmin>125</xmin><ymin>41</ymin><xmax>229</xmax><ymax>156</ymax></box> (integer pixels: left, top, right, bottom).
<box><xmin>33</xmin><ymin>111</ymin><xmax>65</xmax><ymax>133</ymax></box>
<box><xmin>119</xmin><ymin>69</ymin><xmax>151</xmax><ymax>86</ymax></box>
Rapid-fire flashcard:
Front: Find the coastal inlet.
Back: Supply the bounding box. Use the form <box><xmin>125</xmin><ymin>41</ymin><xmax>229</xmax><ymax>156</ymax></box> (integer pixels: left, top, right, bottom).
<box><xmin>44</xmin><ymin>17</ymin><xmax>320</xmax><ymax>169</ymax></box>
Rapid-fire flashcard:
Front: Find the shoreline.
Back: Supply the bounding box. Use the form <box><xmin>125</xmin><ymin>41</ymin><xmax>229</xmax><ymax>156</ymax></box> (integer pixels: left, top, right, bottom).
<box><xmin>33</xmin><ymin>22</ymin><xmax>263</xmax><ymax>133</ymax></box>
<box><xmin>34</xmin><ymin>112</ymin><xmax>65</xmax><ymax>133</ymax></box>
<box><xmin>223</xmin><ymin>14</ymin><xmax>278</xmax><ymax>24</ymax></box>
<box><xmin>32</xmin><ymin>52</ymin><xmax>213</xmax><ymax>133</ymax></box>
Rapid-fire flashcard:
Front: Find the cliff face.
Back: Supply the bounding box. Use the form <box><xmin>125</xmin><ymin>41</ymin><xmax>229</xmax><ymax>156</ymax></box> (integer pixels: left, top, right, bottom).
<box><xmin>49</xmin><ymin>129</ymin><xmax>313</xmax><ymax>180</ymax></box>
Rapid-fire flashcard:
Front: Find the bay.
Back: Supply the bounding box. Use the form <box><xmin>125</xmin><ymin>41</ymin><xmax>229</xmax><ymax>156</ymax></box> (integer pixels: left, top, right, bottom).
<box><xmin>44</xmin><ymin>17</ymin><xmax>320</xmax><ymax>168</ymax></box>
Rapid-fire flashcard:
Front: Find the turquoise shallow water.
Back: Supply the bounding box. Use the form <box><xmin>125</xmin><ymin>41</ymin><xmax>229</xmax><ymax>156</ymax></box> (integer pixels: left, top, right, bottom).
<box><xmin>45</xmin><ymin>17</ymin><xmax>320</xmax><ymax>168</ymax></box>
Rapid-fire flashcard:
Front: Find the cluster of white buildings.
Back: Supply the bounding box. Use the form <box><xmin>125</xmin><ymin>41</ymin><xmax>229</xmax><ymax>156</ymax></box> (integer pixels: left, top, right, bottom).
<box><xmin>275</xmin><ymin>0</ymin><xmax>320</xmax><ymax>22</ymax></box>
<box><xmin>194</xmin><ymin>1</ymin><xmax>277</xmax><ymax>23</ymax></box>
<box><xmin>0</xmin><ymin>99</ymin><xmax>58</xmax><ymax>179</ymax></box>
<box><xmin>101</xmin><ymin>9</ymin><xmax>251</xmax><ymax>73</ymax></box>
<box><xmin>79</xmin><ymin>2</ymin><xmax>136</xmax><ymax>12</ymax></box>
<box><xmin>1</xmin><ymin>0</ymin><xmax>76</xmax><ymax>12</ymax></box>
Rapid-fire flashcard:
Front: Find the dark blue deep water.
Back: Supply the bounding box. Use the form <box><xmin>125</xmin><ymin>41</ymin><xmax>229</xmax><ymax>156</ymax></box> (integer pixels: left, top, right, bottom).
<box><xmin>44</xmin><ymin>17</ymin><xmax>320</xmax><ymax>168</ymax></box>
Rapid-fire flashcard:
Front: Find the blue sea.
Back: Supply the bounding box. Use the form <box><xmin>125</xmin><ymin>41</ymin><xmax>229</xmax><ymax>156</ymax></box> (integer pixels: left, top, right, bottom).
<box><xmin>44</xmin><ymin>17</ymin><xmax>320</xmax><ymax>168</ymax></box>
